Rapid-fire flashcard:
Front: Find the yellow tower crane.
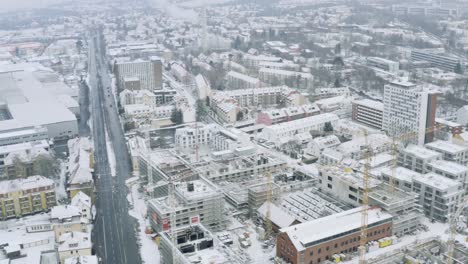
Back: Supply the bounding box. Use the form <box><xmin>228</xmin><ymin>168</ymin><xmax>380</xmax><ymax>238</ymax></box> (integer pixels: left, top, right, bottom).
<box><xmin>446</xmin><ymin>196</ymin><xmax>468</xmax><ymax>264</ymax></box>
<box><xmin>264</xmin><ymin>172</ymin><xmax>273</xmax><ymax>241</ymax></box>
<box><xmin>359</xmin><ymin>129</ymin><xmax>372</xmax><ymax>264</ymax></box>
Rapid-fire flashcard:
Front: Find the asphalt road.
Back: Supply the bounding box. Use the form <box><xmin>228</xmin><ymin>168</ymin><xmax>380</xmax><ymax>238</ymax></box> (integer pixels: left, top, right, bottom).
<box><xmin>88</xmin><ymin>29</ymin><xmax>141</xmax><ymax>264</ymax></box>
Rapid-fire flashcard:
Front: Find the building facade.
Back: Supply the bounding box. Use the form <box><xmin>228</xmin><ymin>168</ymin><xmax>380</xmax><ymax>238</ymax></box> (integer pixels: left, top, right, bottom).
<box><xmin>382</xmin><ymin>81</ymin><xmax>438</xmax><ymax>145</ymax></box>
<box><xmin>115</xmin><ymin>58</ymin><xmax>163</xmax><ymax>91</ymax></box>
<box><xmin>352</xmin><ymin>99</ymin><xmax>384</xmax><ymax>129</ymax></box>
<box><xmin>276</xmin><ymin>207</ymin><xmax>393</xmax><ymax>264</ymax></box>
<box><xmin>0</xmin><ymin>175</ymin><xmax>56</xmax><ymax>219</ymax></box>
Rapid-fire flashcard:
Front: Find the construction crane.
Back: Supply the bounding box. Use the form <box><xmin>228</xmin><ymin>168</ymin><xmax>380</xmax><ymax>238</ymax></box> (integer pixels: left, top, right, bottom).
<box><xmin>446</xmin><ymin>196</ymin><xmax>468</xmax><ymax>264</ymax></box>
<box><xmin>359</xmin><ymin>129</ymin><xmax>372</xmax><ymax>264</ymax></box>
<box><xmin>264</xmin><ymin>172</ymin><xmax>273</xmax><ymax>241</ymax></box>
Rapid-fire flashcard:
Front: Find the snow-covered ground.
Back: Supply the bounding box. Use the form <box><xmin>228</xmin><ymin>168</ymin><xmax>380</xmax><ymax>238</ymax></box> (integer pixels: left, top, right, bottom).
<box><xmin>343</xmin><ymin>218</ymin><xmax>468</xmax><ymax>263</ymax></box>
<box><xmin>126</xmin><ymin>178</ymin><xmax>160</xmax><ymax>264</ymax></box>
<box><xmin>217</xmin><ymin>217</ymin><xmax>276</xmax><ymax>264</ymax></box>
<box><xmin>105</xmin><ymin>130</ymin><xmax>117</xmax><ymax>177</ymax></box>
<box><xmin>0</xmin><ymin>214</ymin><xmax>55</xmax><ymax>264</ymax></box>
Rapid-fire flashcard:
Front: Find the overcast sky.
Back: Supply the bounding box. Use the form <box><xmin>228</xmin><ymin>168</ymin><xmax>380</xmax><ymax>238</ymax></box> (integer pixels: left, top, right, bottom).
<box><xmin>0</xmin><ymin>0</ymin><xmax>66</xmax><ymax>12</ymax></box>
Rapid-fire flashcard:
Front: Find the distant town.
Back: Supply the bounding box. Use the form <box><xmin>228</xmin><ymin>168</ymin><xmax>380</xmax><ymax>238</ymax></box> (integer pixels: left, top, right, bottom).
<box><xmin>0</xmin><ymin>0</ymin><xmax>467</xmax><ymax>264</ymax></box>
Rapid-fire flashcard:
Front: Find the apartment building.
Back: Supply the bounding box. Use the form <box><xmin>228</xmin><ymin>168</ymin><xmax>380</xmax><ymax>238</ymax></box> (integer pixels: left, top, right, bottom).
<box><xmin>414</xmin><ymin>173</ymin><xmax>464</xmax><ymax>223</ymax></box>
<box><xmin>425</xmin><ymin>140</ymin><xmax>468</xmax><ymax>166</ymax></box>
<box><xmin>119</xmin><ymin>89</ymin><xmax>156</xmax><ymax>107</ymax></box>
<box><xmin>258</xmin><ymin>68</ymin><xmax>313</xmax><ymax>89</ymax></box>
<box><xmin>174</xmin><ymin>123</ymin><xmax>216</xmax><ymax>150</ymax></box>
<box><xmin>0</xmin><ymin>140</ymin><xmax>50</xmax><ymax>180</ymax></box>
<box><xmin>367</xmin><ymin>57</ymin><xmax>399</xmax><ymax>73</ymax></box>
<box><xmin>382</xmin><ymin>81</ymin><xmax>439</xmax><ymax>145</ymax></box>
<box><xmin>199</xmin><ymin>153</ymin><xmax>287</xmax><ymax>183</ymax></box>
<box><xmin>336</xmin><ymin>134</ymin><xmax>391</xmax><ymax>160</ymax></box>
<box><xmin>380</xmin><ymin>167</ymin><xmax>464</xmax><ymax>223</ymax></box>
<box><xmin>58</xmin><ymin>232</ymin><xmax>92</xmax><ymax>263</ymax></box>
<box><xmin>314</xmin><ymin>87</ymin><xmax>350</xmax><ymax>100</ymax></box>
<box><xmin>426</xmin><ymin>160</ymin><xmax>468</xmax><ymax>194</ymax></box>
<box><xmin>320</xmin><ymin>166</ymin><xmax>382</xmax><ymax>207</ymax></box>
<box><xmin>260</xmin><ymin>113</ymin><xmax>339</xmax><ymax>143</ymax></box>
<box><xmin>148</xmin><ymin>179</ymin><xmax>225</xmax><ymax>232</ymax></box>
<box><xmin>398</xmin><ymin>144</ymin><xmax>442</xmax><ymax>173</ymax></box>
<box><xmin>226</xmin><ymin>70</ymin><xmax>262</xmax><ymax>89</ymax></box>
<box><xmin>369</xmin><ymin>186</ymin><xmax>422</xmax><ymax>236</ymax></box>
<box><xmin>352</xmin><ymin>99</ymin><xmax>384</xmax><ymax>129</ymax></box>
<box><xmin>0</xmin><ymin>175</ymin><xmax>56</xmax><ymax>220</ymax></box>
<box><xmin>256</xmin><ymin>104</ymin><xmax>320</xmax><ymax>126</ymax></box>
<box><xmin>67</xmin><ymin>137</ymin><xmax>94</xmax><ymax>202</ymax></box>
<box><xmin>51</xmin><ymin>205</ymin><xmax>87</xmax><ymax>241</ymax></box>
<box><xmin>392</xmin><ymin>4</ymin><xmax>460</xmax><ymax>17</ymax></box>
<box><xmin>411</xmin><ymin>49</ymin><xmax>463</xmax><ymax>72</ymax></box>
<box><xmin>115</xmin><ymin>58</ymin><xmax>162</xmax><ymax>91</ymax></box>
<box><xmin>277</xmin><ymin>207</ymin><xmax>393</xmax><ymax>264</ymax></box>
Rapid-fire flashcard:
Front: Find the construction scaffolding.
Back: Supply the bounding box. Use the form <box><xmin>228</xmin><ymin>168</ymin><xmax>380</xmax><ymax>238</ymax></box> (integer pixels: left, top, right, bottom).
<box><xmin>369</xmin><ymin>185</ymin><xmax>423</xmax><ymax>237</ymax></box>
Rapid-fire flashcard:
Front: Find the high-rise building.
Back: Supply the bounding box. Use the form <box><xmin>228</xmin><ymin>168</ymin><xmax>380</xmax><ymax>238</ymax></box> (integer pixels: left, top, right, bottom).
<box><xmin>115</xmin><ymin>58</ymin><xmax>162</xmax><ymax>92</ymax></box>
<box><xmin>383</xmin><ymin>81</ymin><xmax>439</xmax><ymax>145</ymax></box>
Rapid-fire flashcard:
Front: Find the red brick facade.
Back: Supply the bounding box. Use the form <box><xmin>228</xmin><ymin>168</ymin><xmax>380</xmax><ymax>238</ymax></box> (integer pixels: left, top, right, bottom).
<box><xmin>277</xmin><ymin>222</ymin><xmax>393</xmax><ymax>264</ymax></box>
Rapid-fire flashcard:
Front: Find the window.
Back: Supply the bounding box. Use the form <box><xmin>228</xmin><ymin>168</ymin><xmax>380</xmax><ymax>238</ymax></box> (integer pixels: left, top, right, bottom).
<box><xmin>328</xmin><ymin>176</ymin><xmax>333</xmax><ymax>181</ymax></box>
<box><xmin>318</xmin><ymin>248</ymin><xmax>321</xmax><ymax>254</ymax></box>
<box><xmin>327</xmin><ymin>184</ymin><xmax>332</xmax><ymax>189</ymax></box>
<box><xmin>326</xmin><ymin>246</ymin><xmax>329</xmax><ymax>251</ymax></box>
<box><xmin>309</xmin><ymin>251</ymin><xmax>313</xmax><ymax>256</ymax></box>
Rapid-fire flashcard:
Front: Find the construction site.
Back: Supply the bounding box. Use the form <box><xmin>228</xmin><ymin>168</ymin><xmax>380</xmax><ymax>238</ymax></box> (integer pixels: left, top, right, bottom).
<box><xmin>129</xmin><ymin>119</ymin><xmax>468</xmax><ymax>264</ymax></box>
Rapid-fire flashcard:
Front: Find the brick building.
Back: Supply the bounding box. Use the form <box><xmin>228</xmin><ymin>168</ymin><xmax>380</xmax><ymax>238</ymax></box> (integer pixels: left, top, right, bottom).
<box><xmin>276</xmin><ymin>207</ymin><xmax>393</xmax><ymax>264</ymax></box>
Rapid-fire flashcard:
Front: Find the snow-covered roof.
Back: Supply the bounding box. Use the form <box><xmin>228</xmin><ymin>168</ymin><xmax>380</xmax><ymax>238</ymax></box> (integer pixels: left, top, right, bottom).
<box><xmin>280</xmin><ymin>207</ymin><xmax>392</xmax><ymax>251</ymax></box>
<box><xmin>403</xmin><ymin>144</ymin><xmax>442</xmax><ymax>160</ymax></box>
<box><xmin>257</xmin><ymin>202</ymin><xmax>297</xmax><ymax>228</ymax></box>
<box><xmin>381</xmin><ymin>166</ymin><xmax>421</xmax><ymax>183</ymax></box>
<box><xmin>64</xmin><ymin>256</ymin><xmax>98</xmax><ymax>264</ymax></box>
<box><xmin>427</xmin><ymin>160</ymin><xmax>468</xmax><ymax>175</ymax></box>
<box><xmin>58</xmin><ymin>231</ymin><xmax>91</xmax><ymax>252</ymax></box>
<box><xmin>0</xmin><ymin>175</ymin><xmax>54</xmax><ymax>195</ymax></box>
<box><xmin>337</xmin><ymin>134</ymin><xmax>390</xmax><ymax>155</ymax></box>
<box><xmin>415</xmin><ymin>173</ymin><xmax>461</xmax><ymax>190</ymax></box>
<box><xmin>227</xmin><ymin>70</ymin><xmax>260</xmax><ymax>84</ymax></box>
<box><xmin>352</xmin><ymin>99</ymin><xmax>384</xmax><ymax>111</ymax></box>
<box><xmin>67</xmin><ymin>137</ymin><xmax>93</xmax><ymax>186</ymax></box>
<box><xmin>71</xmin><ymin>191</ymin><xmax>91</xmax><ymax>209</ymax></box>
<box><xmin>51</xmin><ymin>205</ymin><xmax>81</xmax><ymax>220</ymax></box>
<box><xmin>425</xmin><ymin>140</ymin><xmax>468</xmax><ymax>154</ymax></box>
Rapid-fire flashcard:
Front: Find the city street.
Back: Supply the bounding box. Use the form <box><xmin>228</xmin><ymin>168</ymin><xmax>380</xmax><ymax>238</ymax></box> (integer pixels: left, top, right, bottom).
<box><xmin>88</xmin><ymin>30</ymin><xmax>141</xmax><ymax>264</ymax></box>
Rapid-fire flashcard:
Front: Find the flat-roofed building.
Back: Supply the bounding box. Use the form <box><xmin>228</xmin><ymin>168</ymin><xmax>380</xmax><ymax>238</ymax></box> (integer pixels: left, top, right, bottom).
<box><xmin>114</xmin><ymin>58</ymin><xmax>162</xmax><ymax>91</ymax></box>
<box><xmin>0</xmin><ymin>175</ymin><xmax>56</xmax><ymax>219</ymax></box>
<box><xmin>398</xmin><ymin>144</ymin><xmax>442</xmax><ymax>173</ymax></box>
<box><xmin>383</xmin><ymin>81</ymin><xmax>439</xmax><ymax>145</ymax></box>
<box><xmin>411</xmin><ymin>49</ymin><xmax>463</xmax><ymax>72</ymax></box>
<box><xmin>259</xmin><ymin>67</ymin><xmax>313</xmax><ymax>89</ymax></box>
<box><xmin>320</xmin><ymin>166</ymin><xmax>382</xmax><ymax>207</ymax></box>
<box><xmin>425</xmin><ymin>140</ymin><xmax>468</xmax><ymax>166</ymax></box>
<box><xmin>226</xmin><ymin>71</ymin><xmax>262</xmax><ymax>89</ymax></box>
<box><xmin>425</xmin><ymin>160</ymin><xmax>468</xmax><ymax>194</ymax></box>
<box><xmin>352</xmin><ymin>99</ymin><xmax>384</xmax><ymax>129</ymax></box>
<box><xmin>260</xmin><ymin>113</ymin><xmax>339</xmax><ymax>143</ymax></box>
<box><xmin>413</xmin><ymin>173</ymin><xmax>464</xmax><ymax>222</ymax></box>
<box><xmin>148</xmin><ymin>179</ymin><xmax>225</xmax><ymax>232</ymax></box>
<box><xmin>367</xmin><ymin>57</ymin><xmax>399</xmax><ymax>73</ymax></box>
<box><xmin>276</xmin><ymin>207</ymin><xmax>393</xmax><ymax>264</ymax></box>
